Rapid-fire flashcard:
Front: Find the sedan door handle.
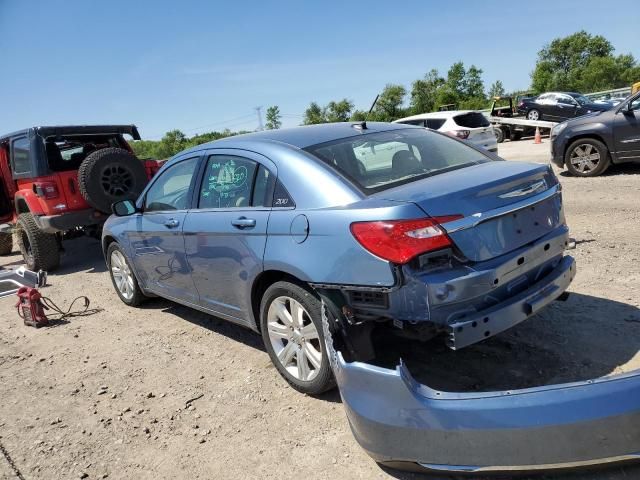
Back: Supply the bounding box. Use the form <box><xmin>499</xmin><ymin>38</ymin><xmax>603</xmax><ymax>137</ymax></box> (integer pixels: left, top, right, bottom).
<box><xmin>164</xmin><ymin>218</ymin><xmax>180</xmax><ymax>228</ymax></box>
<box><xmin>231</xmin><ymin>217</ymin><xmax>256</xmax><ymax>229</ymax></box>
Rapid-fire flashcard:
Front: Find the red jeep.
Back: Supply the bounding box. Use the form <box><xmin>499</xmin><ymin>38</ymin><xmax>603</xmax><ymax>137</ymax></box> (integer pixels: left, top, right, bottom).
<box><xmin>0</xmin><ymin>125</ymin><xmax>162</xmax><ymax>271</ymax></box>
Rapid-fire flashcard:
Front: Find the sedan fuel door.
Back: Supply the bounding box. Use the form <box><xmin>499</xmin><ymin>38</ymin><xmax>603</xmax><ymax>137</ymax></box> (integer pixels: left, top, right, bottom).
<box><xmin>183</xmin><ymin>150</ymin><xmax>275</xmax><ymax>326</ymax></box>
<box><xmin>128</xmin><ymin>155</ymin><xmax>201</xmax><ymax>303</ymax></box>
<box><xmin>614</xmin><ymin>94</ymin><xmax>640</xmax><ymax>161</ymax></box>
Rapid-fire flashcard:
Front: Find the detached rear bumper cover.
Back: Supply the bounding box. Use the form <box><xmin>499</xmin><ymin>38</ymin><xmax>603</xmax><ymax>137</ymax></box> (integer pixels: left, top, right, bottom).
<box><xmin>324</xmin><ymin>312</ymin><xmax>640</xmax><ymax>473</ymax></box>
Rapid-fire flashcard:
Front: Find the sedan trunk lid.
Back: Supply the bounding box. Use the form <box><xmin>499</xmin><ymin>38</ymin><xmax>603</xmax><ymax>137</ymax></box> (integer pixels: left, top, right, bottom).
<box><xmin>371</xmin><ymin>161</ymin><xmax>563</xmax><ymax>262</ymax></box>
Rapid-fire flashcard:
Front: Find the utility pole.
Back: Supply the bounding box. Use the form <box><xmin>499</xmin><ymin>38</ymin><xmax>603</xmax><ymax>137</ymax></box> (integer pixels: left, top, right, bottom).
<box><xmin>255</xmin><ymin>106</ymin><xmax>264</xmax><ymax>131</ymax></box>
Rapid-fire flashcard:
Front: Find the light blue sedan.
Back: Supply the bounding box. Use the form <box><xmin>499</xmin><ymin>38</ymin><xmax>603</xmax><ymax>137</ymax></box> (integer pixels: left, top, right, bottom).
<box><xmin>102</xmin><ymin>122</ymin><xmax>640</xmax><ymax>473</ymax></box>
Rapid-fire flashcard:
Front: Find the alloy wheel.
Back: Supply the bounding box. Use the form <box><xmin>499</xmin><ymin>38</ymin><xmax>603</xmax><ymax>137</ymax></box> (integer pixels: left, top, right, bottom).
<box><xmin>110</xmin><ymin>250</ymin><xmax>135</xmax><ymax>300</ymax></box>
<box><xmin>266</xmin><ymin>296</ymin><xmax>322</xmax><ymax>382</ymax></box>
<box><xmin>570</xmin><ymin>144</ymin><xmax>601</xmax><ymax>173</ymax></box>
<box><xmin>101</xmin><ymin>165</ymin><xmax>134</xmax><ymax>197</ymax></box>
<box><xmin>527</xmin><ymin>110</ymin><xmax>539</xmax><ymax>121</ymax></box>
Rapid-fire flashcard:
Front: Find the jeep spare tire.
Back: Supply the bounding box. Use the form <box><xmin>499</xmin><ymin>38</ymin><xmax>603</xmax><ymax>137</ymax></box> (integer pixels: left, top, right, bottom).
<box><xmin>78</xmin><ymin>147</ymin><xmax>147</xmax><ymax>213</ymax></box>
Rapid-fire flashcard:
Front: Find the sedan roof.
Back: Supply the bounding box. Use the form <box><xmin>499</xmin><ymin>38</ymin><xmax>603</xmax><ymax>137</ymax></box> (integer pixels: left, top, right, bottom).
<box><xmin>181</xmin><ymin>121</ymin><xmax>413</xmax><ymax>154</ymax></box>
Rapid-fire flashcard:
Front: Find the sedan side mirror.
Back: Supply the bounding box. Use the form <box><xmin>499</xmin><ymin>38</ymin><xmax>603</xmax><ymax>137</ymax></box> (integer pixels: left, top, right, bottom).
<box><xmin>112</xmin><ymin>199</ymin><xmax>138</xmax><ymax>216</ymax></box>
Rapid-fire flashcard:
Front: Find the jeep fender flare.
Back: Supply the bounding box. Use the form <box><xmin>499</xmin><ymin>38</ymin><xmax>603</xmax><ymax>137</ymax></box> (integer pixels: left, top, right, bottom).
<box><xmin>14</xmin><ymin>190</ymin><xmax>45</xmax><ymax>216</ymax></box>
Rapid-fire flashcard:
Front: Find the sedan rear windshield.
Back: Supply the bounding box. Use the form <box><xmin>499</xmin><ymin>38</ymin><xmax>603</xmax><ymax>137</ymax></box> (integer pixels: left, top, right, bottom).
<box><xmin>305</xmin><ymin>128</ymin><xmax>491</xmax><ymax>193</ymax></box>
<box><xmin>453</xmin><ymin>112</ymin><xmax>490</xmax><ymax>128</ymax></box>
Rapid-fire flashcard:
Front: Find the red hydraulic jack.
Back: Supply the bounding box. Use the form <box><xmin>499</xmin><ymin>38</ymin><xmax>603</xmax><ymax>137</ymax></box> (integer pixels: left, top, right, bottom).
<box><xmin>15</xmin><ymin>287</ymin><xmax>49</xmax><ymax>328</ymax></box>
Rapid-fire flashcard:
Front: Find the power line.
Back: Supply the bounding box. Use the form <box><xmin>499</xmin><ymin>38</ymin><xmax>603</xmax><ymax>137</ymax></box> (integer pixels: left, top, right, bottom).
<box><xmin>145</xmin><ymin>112</ymin><xmax>256</xmax><ymax>139</ymax></box>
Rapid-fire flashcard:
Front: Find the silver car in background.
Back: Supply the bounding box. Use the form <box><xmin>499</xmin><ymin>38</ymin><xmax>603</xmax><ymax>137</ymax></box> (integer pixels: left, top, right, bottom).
<box><xmin>394</xmin><ymin>110</ymin><xmax>498</xmax><ymax>153</ymax></box>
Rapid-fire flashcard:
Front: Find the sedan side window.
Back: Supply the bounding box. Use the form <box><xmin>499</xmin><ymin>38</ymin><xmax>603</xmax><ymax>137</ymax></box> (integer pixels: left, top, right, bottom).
<box><xmin>199</xmin><ymin>155</ymin><xmax>260</xmax><ymax>209</ymax></box>
<box><xmin>557</xmin><ymin>95</ymin><xmax>576</xmax><ymax>105</ymax></box>
<box><xmin>144</xmin><ymin>157</ymin><xmax>199</xmax><ymax>212</ymax></box>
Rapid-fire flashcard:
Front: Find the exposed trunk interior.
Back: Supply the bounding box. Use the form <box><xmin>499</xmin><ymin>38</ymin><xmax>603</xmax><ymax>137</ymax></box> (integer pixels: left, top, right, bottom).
<box><xmin>332</xmin><ymin>292</ymin><xmax>640</xmax><ymax>393</ymax></box>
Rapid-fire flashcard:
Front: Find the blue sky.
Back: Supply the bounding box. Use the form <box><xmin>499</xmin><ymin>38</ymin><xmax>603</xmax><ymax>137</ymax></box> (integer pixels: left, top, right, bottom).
<box><xmin>1</xmin><ymin>0</ymin><xmax>638</xmax><ymax>139</ymax></box>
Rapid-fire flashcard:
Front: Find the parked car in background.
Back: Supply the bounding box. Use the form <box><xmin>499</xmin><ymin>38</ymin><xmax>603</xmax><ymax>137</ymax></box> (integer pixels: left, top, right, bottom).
<box><xmin>551</xmin><ymin>91</ymin><xmax>640</xmax><ymax>176</ymax></box>
<box><xmin>0</xmin><ymin>126</ymin><xmax>163</xmax><ymax>270</ymax></box>
<box><xmin>517</xmin><ymin>92</ymin><xmax>611</xmax><ymax>121</ymax></box>
<box><xmin>393</xmin><ymin>111</ymin><xmax>498</xmax><ymax>152</ymax></box>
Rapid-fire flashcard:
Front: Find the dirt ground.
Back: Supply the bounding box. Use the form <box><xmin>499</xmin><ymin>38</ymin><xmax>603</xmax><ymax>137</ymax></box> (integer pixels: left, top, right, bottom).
<box><xmin>1</xmin><ymin>138</ymin><xmax>640</xmax><ymax>480</ymax></box>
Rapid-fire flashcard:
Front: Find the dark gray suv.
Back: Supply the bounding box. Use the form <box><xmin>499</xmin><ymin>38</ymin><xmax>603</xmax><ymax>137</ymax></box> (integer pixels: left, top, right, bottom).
<box><xmin>551</xmin><ymin>91</ymin><xmax>640</xmax><ymax>176</ymax></box>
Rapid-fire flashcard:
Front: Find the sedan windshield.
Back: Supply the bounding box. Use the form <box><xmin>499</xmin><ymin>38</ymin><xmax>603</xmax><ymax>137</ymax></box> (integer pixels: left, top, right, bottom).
<box><xmin>305</xmin><ymin>128</ymin><xmax>492</xmax><ymax>192</ymax></box>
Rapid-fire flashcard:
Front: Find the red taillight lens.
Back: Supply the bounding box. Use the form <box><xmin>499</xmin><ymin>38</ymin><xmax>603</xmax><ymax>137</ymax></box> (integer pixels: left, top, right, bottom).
<box><xmin>33</xmin><ymin>182</ymin><xmax>59</xmax><ymax>199</ymax></box>
<box><xmin>518</xmin><ymin>101</ymin><xmax>524</xmax><ymax>108</ymax></box>
<box><xmin>350</xmin><ymin>216</ymin><xmax>462</xmax><ymax>264</ymax></box>
<box><xmin>445</xmin><ymin>130</ymin><xmax>470</xmax><ymax>140</ymax></box>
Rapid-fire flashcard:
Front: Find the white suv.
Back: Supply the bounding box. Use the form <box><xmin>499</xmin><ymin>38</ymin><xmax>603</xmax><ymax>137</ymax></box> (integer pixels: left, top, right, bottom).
<box><xmin>394</xmin><ymin>110</ymin><xmax>498</xmax><ymax>153</ymax></box>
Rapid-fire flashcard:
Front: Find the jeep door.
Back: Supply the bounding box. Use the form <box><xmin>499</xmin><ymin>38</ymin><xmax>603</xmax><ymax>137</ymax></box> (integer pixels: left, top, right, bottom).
<box><xmin>182</xmin><ymin>150</ymin><xmax>274</xmax><ymax>325</ymax></box>
<box><xmin>128</xmin><ymin>155</ymin><xmax>201</xmax><ymax>303</ymax></box>
<box><xmin>614</xmin><ymin>94</ymin><xmax>640</xmax><ymax>161</ymax></box>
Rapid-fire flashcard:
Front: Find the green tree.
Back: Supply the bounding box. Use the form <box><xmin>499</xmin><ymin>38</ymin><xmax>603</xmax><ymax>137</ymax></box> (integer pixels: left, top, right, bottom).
<box><xmin>530</xmin><ymin>31</ymin><xmax>638</xmax><ymax>92</ymax></box>
<box><xmin>410</xmin><ymin>69</ymin><xmax>445</xmax><ymax>114</ymax></box>
<box><xmin>488</xmin><ymin>80</ymin><xmax>506</xmax><ymax>98</ymax></box>
<box><xmin>156</xmin><ymin>130</ymin><xmax>187</xmax><ymax>158</ymax></box>
<box><xmin>303</xmin><ymin>102</ymin><xmax>326</xmax><ymax>125</ymax></box>
<box><xmin>370</xmin><ymin>84</ymin><xmax>407</xmax><ymax>121</ymax></box>
<box><xmin>325</xmin><ymin>99</ymin><xmax>354</xmax><ymax>122</ymax></box>
<box><xmin>265</xmin><ymin>105</ymin><xmax>282</xmax><ymax>130</ymax></box>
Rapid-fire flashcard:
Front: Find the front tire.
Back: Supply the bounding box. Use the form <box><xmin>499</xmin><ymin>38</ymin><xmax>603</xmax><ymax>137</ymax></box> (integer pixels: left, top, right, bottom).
<box><xmin>564</xmin><ymin>138</ymin><xmax>610</xmax><ymax>177</ymax></box>
<box><xmin>15</xmin><ymin>213</ymin><xmax>60</xmax><ymax>271</ymax></box>
<box><xmin>260</xmin><ymin>281</ymin><xmax>335</xmax><ymax>394</ymax></box>
<box><xmin>493</xmin><ymin>127</ymin><xmax>505</xmax><ymax>143</ymax></box>
<box><xmin>107</xmin><ymin>242</ymin><xmax>146</xmax><ymax>306</ymax></box>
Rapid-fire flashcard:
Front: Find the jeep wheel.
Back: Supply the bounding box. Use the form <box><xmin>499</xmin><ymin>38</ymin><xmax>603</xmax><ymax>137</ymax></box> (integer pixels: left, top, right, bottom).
<box><xmin>15</xmin><ymin>213</ymin><xmax>60</xmax><ymax>271</ymax></box>
<box><xmin>0</xmin><ymin>232</ymin><xmax>12</xmax><ymax>255</ymax></box>
<box><xmin>78</xmin><ymin>148</ymin><xmax>148</xmax><ymax>213</ymax></box>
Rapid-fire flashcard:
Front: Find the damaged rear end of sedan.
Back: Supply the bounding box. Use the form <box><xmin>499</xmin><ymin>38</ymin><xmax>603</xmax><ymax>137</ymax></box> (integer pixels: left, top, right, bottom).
<box><xmin>301</xmin><ymin>126</ymin><xmax>640</xmax><ymax>474</ymax></box>
<box><xmin>103</xmin><ymin>122</ymin><xmax>640</xmax><ymax>473</ymax></box>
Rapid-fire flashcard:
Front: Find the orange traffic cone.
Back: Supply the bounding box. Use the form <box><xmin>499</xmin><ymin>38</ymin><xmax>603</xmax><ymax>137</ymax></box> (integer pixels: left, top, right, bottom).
<box><xmin>534</xmin><ymin>127</ymin><xmax>542</xmax><ymax>144</ymax></box>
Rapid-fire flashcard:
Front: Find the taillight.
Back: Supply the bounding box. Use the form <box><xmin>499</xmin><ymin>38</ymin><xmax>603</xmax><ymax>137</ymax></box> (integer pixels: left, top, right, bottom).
<box><xmin>33</xmin><ymin>182</ymin><xmax>59</xmax><ymax>199</ymax></box>
<box><xmin>445</xmin><ymin>130</ymin><xmax>470</xmax><ymax>140</ymax></box>
<box><xmin>518</xmin><ymin>101</ymin><xmax>524</xmax><ymax>108</ymax></box>
<box><xmin>350</xmin><ymin>216</ymin><xmax>462</xmax><ymax>264</ymax></box>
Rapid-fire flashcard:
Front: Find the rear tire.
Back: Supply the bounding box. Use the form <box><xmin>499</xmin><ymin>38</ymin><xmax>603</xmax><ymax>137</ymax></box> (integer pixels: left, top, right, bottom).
<box><xmin>564</xmin><ymin>138</ymin><xmax>610</xmax><ymax>177</ymax></box>
<box><xmin>15</xmin><ymin>213</ymin><xmax>60</xmax><ymax>271</ymax></box>
<box><xmin>493</xmin><ymin>127</ymin><xmax>505</xmax><ymax>143</ymax></box>
<box><xmin>510</xmin><ymin>131</ymin><xmax>523</xmax><ymax>141</ymax></box>
<box><xmin>527</xmin><ymin>109</ymin><xmax>541</xmax><ymax>121</ymax></box>
<box><xmin>0</xmin><ymin>232</ymin><xmax>12</xmax><ymax>255</ymax></box>
<box><xmin>260</xmin><ymin>281</ymin><xmax>335</xmax><ymax>395</ymax></box>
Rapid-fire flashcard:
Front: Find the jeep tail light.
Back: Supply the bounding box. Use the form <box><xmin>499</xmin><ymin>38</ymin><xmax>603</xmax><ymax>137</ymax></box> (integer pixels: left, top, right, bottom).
<box><xmin>446</xmin><ymin>130</ymin><xmax>470</xmax><ymax>140</ymax></box>
<box><xmin>33</xmin><ymin>182</ymin><xmax>59</xmax><ymax>199</ymax></box>
<box><xmin>350</xmin><ymin>216</ymin><xmax>462</xmax><ymax>264</ymax></box>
